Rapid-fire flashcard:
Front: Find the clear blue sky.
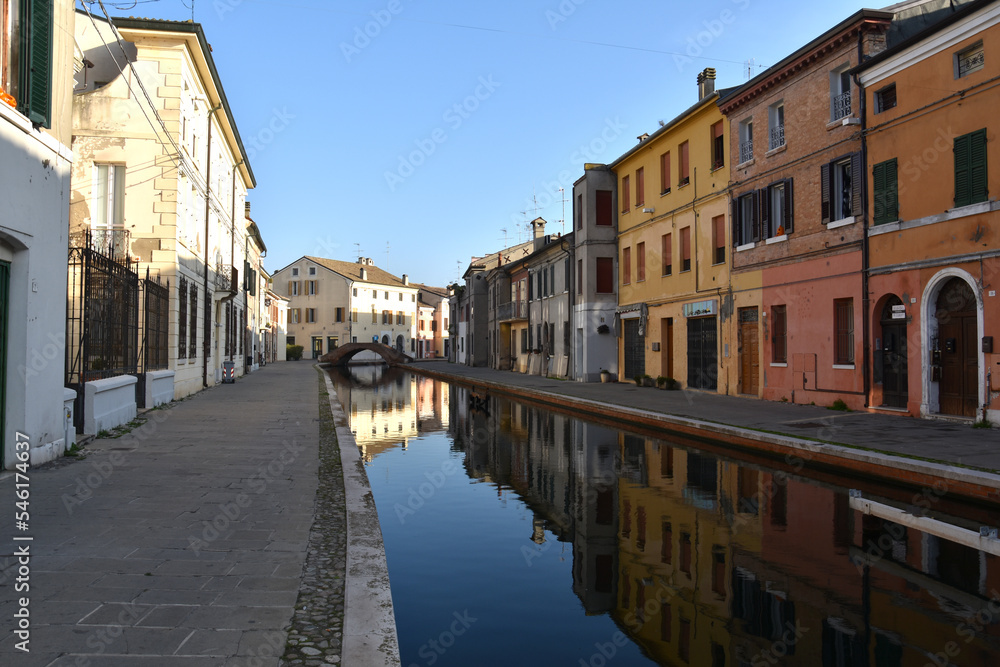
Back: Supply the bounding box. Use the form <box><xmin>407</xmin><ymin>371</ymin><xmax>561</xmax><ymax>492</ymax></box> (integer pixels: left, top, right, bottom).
<box><xmin>89</xmin><ymin>0</ymin><xmax>875</xmax><ymax>287</ymax></box>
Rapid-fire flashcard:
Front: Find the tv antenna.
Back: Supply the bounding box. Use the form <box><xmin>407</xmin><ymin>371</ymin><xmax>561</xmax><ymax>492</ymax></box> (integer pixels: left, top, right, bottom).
<box><xmin>557</xmin><ymin>187</ymin><xmax>568</xmax><ymax>234</ymax></box>
<box><xmin>354</xmin><ymin>242</ymin><xmax>361</xmax><ymax>260</ymax></box>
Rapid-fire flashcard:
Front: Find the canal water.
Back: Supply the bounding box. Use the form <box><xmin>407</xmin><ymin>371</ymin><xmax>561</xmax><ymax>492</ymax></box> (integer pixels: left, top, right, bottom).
<box><xmin>329</xmin><ymin>366</ymin><xmax>1000</xmax><ymax>667</ymax></box>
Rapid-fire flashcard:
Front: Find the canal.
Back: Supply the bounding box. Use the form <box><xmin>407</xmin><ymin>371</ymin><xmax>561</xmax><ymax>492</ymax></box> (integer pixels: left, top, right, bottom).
<box><xmin>328</xmin><ymin>366</ymin><xmax>1000</xmax><ymax>667</ymax></box>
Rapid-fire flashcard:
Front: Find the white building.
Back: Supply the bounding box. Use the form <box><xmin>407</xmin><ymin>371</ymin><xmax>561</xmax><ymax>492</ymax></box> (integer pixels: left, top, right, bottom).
<box><xmin>1</xmin><ymin>0</ymin><xmax>77</xmax><ymax>467</ymax></box>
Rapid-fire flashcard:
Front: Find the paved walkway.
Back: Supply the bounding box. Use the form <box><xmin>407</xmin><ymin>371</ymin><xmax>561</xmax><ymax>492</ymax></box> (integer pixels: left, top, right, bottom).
<box><xmin>408</xmin><ymin>360</ymin><xmax>1000</xmax><ymax>491</ymax></box>
<box><xmin>0</xmin><ymin>362</ymin><xmax>349</xmax><ymax>666</ymax></box>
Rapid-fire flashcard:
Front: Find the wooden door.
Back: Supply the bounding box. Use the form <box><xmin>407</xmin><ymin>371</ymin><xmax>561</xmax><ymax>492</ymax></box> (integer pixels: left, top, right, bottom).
<box><xmin>880</xmin><ymin>297</ymin><xmax>908</xmax><ymax>409</ymax></box>
<box><xmin>937</xmin><ymin>279</ymin><xmax>978</xmax><ymax>418</ymax></box>
<box><xmin>739</xmin><ymin>308</ymin><xmax>759</xmax><ymax>395</ymax></box>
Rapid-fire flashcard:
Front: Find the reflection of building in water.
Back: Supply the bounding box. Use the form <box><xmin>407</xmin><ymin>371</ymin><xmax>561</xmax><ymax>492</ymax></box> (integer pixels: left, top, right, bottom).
<box><xmin>415</xmin><ymin>373</ymin><xmax>449</xmax><ymax>433</ymax></box>
<box><xmin>327</xmin><ymin>365</ymin><xmax>418</xmax><ymax>461</ymax></box>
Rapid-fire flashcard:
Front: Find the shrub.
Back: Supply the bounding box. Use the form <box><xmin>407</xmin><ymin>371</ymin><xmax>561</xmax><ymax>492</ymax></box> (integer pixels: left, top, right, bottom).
<box><xmin>665</xmin><ymin>377</ymin><xmax>680</xmax><ymax>390</ymax></box>
<box><xmin>287</xmin><ymin>344</ymin><xmax>304</xmax><ymax>360</ymax></box>
<box><xmin>634</xmin><ymin>374</ymin><xmax>644</xmax><ymax>385</ymax></box>
<box><xmin>829</xmin><ymin>398</ymin><xmax>850</xmax><ymax>411</ymax></box>
<box><xmin>656</xmin><ymin>376</ymin><xmax>668</xmax><ymax>387</ymax></box>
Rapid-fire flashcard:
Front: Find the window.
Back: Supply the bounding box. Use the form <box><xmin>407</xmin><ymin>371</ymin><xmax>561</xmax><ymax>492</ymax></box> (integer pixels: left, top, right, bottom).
<box><xmin>834</xmin><ymin>298</ymin><xmax>854</xmax><ymax>365</ymax></box>
<box><xmin>575</xmin><ymin>193</ymin><xmax>582</xmax><ymax>229</ymax></box>
<box><xmin>397</xmin><ymin>311</ymin><xmax>405</xmax><ymax>325</ymax></box>
<box><xmin>764</xmin><ymin>179</ymin><xmax>794</xmax><ymax>237</ymax></box>
<box><xmin>382</xmin><ymin>310</ymin><xmax>390</xmax><ymax>324</ymax></box>
<box><xmin>622</xmin><ymin>246</ymin><xmax>631</xmax><ymax>285</ymax></box>
<box><xmin>734</xmin><ymin>191</ymin><xmax>757</xmax><ymax>246</ymax></box>
<box><xmin>956</xmin><ymin>41</ymin><xmax>984</xmax><ymax>78</ymax></box>
<box><xmin>954</xmin><ymin>128</ymin><xmax>988</xmax><ymax>208</ymax></box>
<box><xmin>384</xmin><ymin>291</ymin><xmax>389</xmax><ymax>299</ymax></box>
<box><xmin>289</xmin><ymin>281</ymin><xmax>299</xmax><ymax>296</ymax></box>
<box><xmin>662</xmin><ymin>233</ymin><xmax>672</xmax><ymax>276</ymax></box>
<box><xmin>189</xmin><ymin>283</ymin><xmax>198</xmax><ymax>358</ymax></box>
<box><xmin>596</xmin><ymin>190</ymin><xmax>613</xmax><ymax>225</ymax></box>
<box><xmin>635</xmin><ymin>167</ymin><xmax>644</xmax><ymax>207</ymax></box>
<box><xmin>351</xmin><ymin>308</ymin><xmax>358</xmax><ymax>322</ymax></box>
<box><xmin>577</xmin><ymin>259</ymin><xmax>583</xmax><ymax>295</ymax></box>
<box><xmin>287</xmin><ymin>336</ymin><xmax>296</xmax><ymax>346</ymax></box>
<box><xmin>336</xmin><ymin>307</ymin><xmax>344</xmax><ymax>322</ymax></box>
<box><xmin>431</xmin><ymin>320</ymin><xmax>437</xmax><ymax>332</ymax></box>
<box><xmin>739</xmin><ymin>119</ymin><xmax>753</xmax><ymax>163</ymax></box>
<box><xmin>772</xmin><ymin>305</ymin><xmax>787</xmax><ymax>363</ymax></box>
<box><xmin>660</xmin><ymin>152</ymin><xmax>671</xmax><ymax>194</ymax></box>
<box><xmin>306</xmin><ymin>308</ymin><xmax>316</xmax><ymax>323</ymax></box>
<box><xmin>681</xmin><ymin>228</ymin><xmax>691</xmax><ymax>272</ymax></box>
<box><xmin>289</xmin><ymin>308</ymin><xmax>300</xmax><ymax>325</ymax></box>
<box><xmin>874</xmin><ymin>84</ymin><xmax>896</xmax><ymax>114</ymax></box>
<box><xmin>711</xmin><ymin>121</ymin><xmax>725</xmax><ymax>169</ymax></box>
<box><xmin>399</xmin><ymin>293</ymin><xmax>403</xmax><ymax>301</ymax></box>
<box><xmin>621</xmin><ymin>174</ymin><xmax>631</xmax><ymax>212</ymax></box>
<box><xmin>308</xmin><ymin>266</ymin><xmax>316</xmax><ymax>275</ymax></box>
<box><xmin>636</xmin><ymin>242</ymin><xmax>646</xmax><ymax>281</ymax></box>
<box><xmin>831</xmin><ymin>65</ymin><xmax>852</xmax><ymax>121</ymax></box>
<box><xmin>292</xmin><ymin>268</ymin><xmax>299</xmax><ymax>276</ymax></box>
<box><xmin>821</xmin><ymin>154</ymin><xmax>861</xmax><ymax>223</ymax></box>
<box><xmin>712</xmin><ymin>215</ymin><xmax>725</xmax><ymax>264</ymax></box>
<box><xmin>178</xmin><ymin>277</ymin><xmax>188</xmax><ymax>359</ymax></box>
<box><xmin>596</xmin><ymin>257</ymin><xmax>614</xmax><ymax>293</ymax></box>
<box><xmin>352</xmin><ymin>287</ymin><xmax>357</xmax><ymax>297</ymax></box>
<box><xmin>679</xmin><ymin>141</ymin><xmax>690</xmax><ymax>185</ymax></box>
<box><xmin>873</xmin><ymin>159</ymin><xmax>898</xmax><ymax>225</ymax></box>
<box><xmin>94</xmin><ymin>164</ymin><xmax>126</xmax><ymax>231</ymax></box>
<box><xmin>307</xmin><ymin>280</ymin><xmax>317</xmax><ymax>295</ymax></box>
<box><xmin>768</xmin><ymin>102</ymin><xmax>785</xmax><ymax>150</ymax></box>
<box><xmin>371</xmin><ymin>307</ymin><xmax>377</xmax><ymax>323</ymax></box>
<box><xmin>3</xmin><ymin>0</ymin><xmax>53</xmax><ymax>126</ymax></box>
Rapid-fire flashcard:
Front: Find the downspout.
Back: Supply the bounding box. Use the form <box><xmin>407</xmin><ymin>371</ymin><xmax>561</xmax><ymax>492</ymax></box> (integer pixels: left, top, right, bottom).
<box><xmin>230</xmin><ymin>160</ymin><xmax>241</xmax><ymax>363</ymax></box>
<box><xmin>856</xmin><ymin>32</ymin><xmax>872</xmax><ymax>409</ymax></box>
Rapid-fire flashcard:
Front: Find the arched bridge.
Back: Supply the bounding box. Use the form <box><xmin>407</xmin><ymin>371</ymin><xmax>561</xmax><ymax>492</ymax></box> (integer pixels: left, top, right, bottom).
<box><xmin>319</xmin><ymin>342</ymin><xmax>413</xmax><ymax>367</ymax></box>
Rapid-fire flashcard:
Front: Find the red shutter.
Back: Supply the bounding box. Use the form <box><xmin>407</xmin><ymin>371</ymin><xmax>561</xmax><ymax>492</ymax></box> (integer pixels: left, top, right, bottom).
<box><xmin>821</xmin><ymin>163</ymin><xmax>831</xmax><ymax>223</ymax></box>
<box><xmin>636</xmin><ymin>168</ymin><xmax>644</xmax><ymax>206</ymax></box>
<box><xmin>661</xmin><ymin>152</ymin><xmax>671</xmax><ymax>193</ymax></box>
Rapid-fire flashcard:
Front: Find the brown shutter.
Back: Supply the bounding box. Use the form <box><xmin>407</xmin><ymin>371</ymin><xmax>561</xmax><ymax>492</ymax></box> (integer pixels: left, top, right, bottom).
<box><xmin>288</xmin><ymin>280</ymin><xmax>292</xmax><ymax>296</ymax></box>
<box><xmin>851</xmin><ymin>152</ymin><xmax>863</xmax><ymax>217</ymax></box>
<box><xmin>783</xmin><ymin>178</ymin><xmax>794</xmax><ymax>233</ymax></box>
<box><xmin>821</xmin><ymin>163</ymin><xmax>831</xmax><ymax>223</ymax></box>
<box><xmin>758</xmin><ymin>187</ymin><xmax>770</xmax><ymax>239</ymax></box>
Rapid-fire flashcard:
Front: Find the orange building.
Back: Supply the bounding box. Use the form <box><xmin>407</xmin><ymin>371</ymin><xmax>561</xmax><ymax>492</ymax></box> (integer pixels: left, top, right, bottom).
<box><xmin>858</xmin><ymin>0</ymin><xmax>999</xmax><ymax>423</ymax></box>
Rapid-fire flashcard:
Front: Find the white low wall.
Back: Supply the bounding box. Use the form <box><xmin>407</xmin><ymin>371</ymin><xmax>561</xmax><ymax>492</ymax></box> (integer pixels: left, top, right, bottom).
<box><xmin>146</xmin><ymin>370</ymin><xmax>175</xmax><ymax>408</ymax></box>
<box><xmin>28</xmin><ymin>388</ymin><xmax>77</xmax><ymax>467</ymax></box>
<box><xmin>84</xmin><ymin>375</ymin><xmax>137</xmax><ymax>435</ymax></box>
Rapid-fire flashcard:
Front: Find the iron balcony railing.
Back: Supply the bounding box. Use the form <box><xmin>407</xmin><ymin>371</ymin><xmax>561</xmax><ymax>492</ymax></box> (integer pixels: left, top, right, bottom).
<box><xmin>832</xmin><ymin>91</ymin><xmax>852</xmax><ymax>121</ymax></box>
<box><xmin>70</xmin><ymin>228</ymin><xmax>131</xmax><ymax>262</ymax></box>
<box><xmin>215</xmin><ymin>264</ymin><xmax>238</xmax><ymax>295</ymax></box>
<box><xmin>498</xmin><ymin>300</ymin><xmax>528</xmax><ymax>322</ymax></box>
<box><xmin>769</xmin><ymin>124</ymin><xmax>785</xmax><ymax>150</ymax></box>
<box><xmin>739</xmin><ymin>139</ymin><xmax>753</xmax><ymax>164</ymax></box>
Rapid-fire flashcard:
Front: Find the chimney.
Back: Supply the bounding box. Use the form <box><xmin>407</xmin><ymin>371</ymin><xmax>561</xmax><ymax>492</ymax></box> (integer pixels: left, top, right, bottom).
<box><xmin>697</xmin><ymin>67</ymin><xmax>716</xmax><ymax>100</ymax></box>
<box><xmin>402</xmin><ymin>274</ymin><xmax>409</xmax><ymax>285</ymax></box>
<box><xmin>244</xmin><ymin>201</ymin><xmax>251</xmax><ymax>218</ymax></box>
<box><xmin>360</xmin><ymin>267</ymin><xmax>367</xmax><ymax>281</ymax></box>
<box><xmin>531</xmin><ymin>217</ymin><xmax>547</xmax><ymax>251</ymax></box>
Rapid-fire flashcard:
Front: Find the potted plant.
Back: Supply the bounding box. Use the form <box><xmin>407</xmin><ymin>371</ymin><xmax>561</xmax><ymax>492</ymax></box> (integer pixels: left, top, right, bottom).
<box><xmin>633</xmin><ymin>374</ymin><xmax>644</xmax><ymax>386</ymax></box>
<box><xmin>600</xmin><ymin>369</ymin><xmax>612</xmax><ymax>383</ymax></box>
<box><xmin>641</xmin><ymin>374</ymin><xmax>655</xmax><ymax>387</ymax></box>
<box><xmin>665</xmin><ymin>377</ymin><xmax>680</xmax><ymax>390</ymax></box>
<box><xmin>656</xmin><ymin>376</ymin><xmax>668</xmax><ymax>389</ymax></box>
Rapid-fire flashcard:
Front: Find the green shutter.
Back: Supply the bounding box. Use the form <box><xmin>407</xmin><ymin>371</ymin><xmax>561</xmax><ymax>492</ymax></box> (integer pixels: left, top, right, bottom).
<box><xmin>18</xmin><ymin>0</ymin><xmax>53</xmax><ymax>128</ymax></box>
<box><xmin>955</xmin><ymin>134</ymin><xmax>971</xmax><ymax>207</ymax></box>
<box><xmin>873</xmin><ymin>160</ymin><xmax>899</xmax><ymax>226</ymax></box>
<box><xmin>970</xmin><ymin>128</ymin><xmax>988</xmax><ymax>205</ymax></box>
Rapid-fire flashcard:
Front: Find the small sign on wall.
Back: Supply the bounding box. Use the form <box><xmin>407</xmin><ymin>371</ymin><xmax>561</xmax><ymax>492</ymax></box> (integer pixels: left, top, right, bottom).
<box><xmin>891</xmin><ymin>304</ymin><xmax>906</xmax><ymax>319</ymax></box>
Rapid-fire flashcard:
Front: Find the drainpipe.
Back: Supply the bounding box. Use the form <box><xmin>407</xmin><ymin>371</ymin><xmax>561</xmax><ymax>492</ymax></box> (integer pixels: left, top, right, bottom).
<box><xmin>855</xmin><ymin>33</ymin><xmax>872</xmax><ymax>409</ymax></box>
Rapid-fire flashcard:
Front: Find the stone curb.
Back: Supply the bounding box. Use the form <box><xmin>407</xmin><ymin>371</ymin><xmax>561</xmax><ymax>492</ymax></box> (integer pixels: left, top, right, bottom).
<box><xmin>321</xmin><ymin>370</ymin><xmax>401</xmax><ymax>667</ymax></box>
<box><xmin>408</xmin><ymin>365</ymin><xmax>1000</xmax><ymax>504</ymax></box>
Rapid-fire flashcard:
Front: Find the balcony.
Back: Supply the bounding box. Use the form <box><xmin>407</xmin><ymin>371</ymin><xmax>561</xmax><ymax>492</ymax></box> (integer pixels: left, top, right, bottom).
<box><xmin>769</xmin><ymin>124</ymin><xmax>785</xmax><ymax>151</ymax></box>
<box><xmin>739</xmin><ymin>139</ymin><xmax>753</xmax><ymax>164</ymax></box>
<box><xmin>215</xmin><ymin>264</ymin><xmax>238</xmax><ymax>295</ymax></box>
<box><xmin>831</xmin><ymin>91</ymin><xmax>852</xmax><ymax>121</ymax></box>
<box><xmin>498</xmin><ymin>300</ymin><xmax>528</xmax><ymax>322</ymax></box>
<box><xmin>71</xmin><ymin>228</ymin><xmax>131</xmax><ymax>262</ymax></box>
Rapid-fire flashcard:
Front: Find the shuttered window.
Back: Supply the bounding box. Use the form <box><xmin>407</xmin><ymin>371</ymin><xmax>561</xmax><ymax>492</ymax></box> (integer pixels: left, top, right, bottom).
<box><xmin>834</xmin><ymin>298</ymin><xmax>854</xmax><ymax>365</ymax></box>
<box><xmin>873</xmin><ymin>159</ymin><xmax>898</xmax><ymax>225</ymax></box>
<box><xmin>635</xmin><ymin>167</ymin><xmax>644</xmax><ymax>207</ymax></box>
<box><xmin>189</xmin><ymin>283</ymin><xmax>198</xmax><ymax>358</ymax></box>
<box><xmin>596</xmin><ymin>190</ymin><xmax>613</xmax><ymax>225</ymax></box>
<box><xmin>621</xmin><ymin>175</ymin><xmax>630</xmax><ymax>212</ymax></box>
<box><xmin>681</xmin><ymin>227</ymin><xmax>691</xmax><ymax>272</ymax></box>
<box><xmin>16</xmin><ymin>0</ymin><xmax>53</xmax><ymax>127</ymax></box>
<box><xmin>821</xmin><ymin>153</ymin><xmax>862</xmax><ymax>223</ymax></box>
<box><xmin>660</xmin><ymin>152</ymin><xmax>671</xmax><ymax>194</ymax></box>
<box><xmin>679</xmin><ymin>141</ymin><xmax>690</xmax><ymax>185</ymax></box>
<box><xmin>622</xmin><ymin>246</ymin><xmax>631</xmax><ymax>285</ymax></box>
<box><xmin>713</xmin><ymin>215</ymin><xmax>726</xmax><ymax>265</ymax></box>
<box><xmin>772</xmin><ymin>305</ymin><xmax>787</xmax><ymax>363</ymax></box>
<box><xmin>954</xmin><ymin>129</ymin><xmax>988</xmax><ymax>208</ymax></box>
<box><xmin>636</xmin><ymin>242</ymin><xmax>645</xmax><ymax>281</ymax></box>
<box><xmin>662</xmin><ymin>233</ymin><xmax>672</xmax><ymax>276</ymax></box>
<box><xmin>596</xmin><ymin>257</ymin><xmax>613</xmax><ymax>293</ymax></box>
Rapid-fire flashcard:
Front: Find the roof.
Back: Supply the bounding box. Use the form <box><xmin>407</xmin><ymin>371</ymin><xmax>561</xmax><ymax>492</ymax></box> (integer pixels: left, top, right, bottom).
<box><xmin>109</xmin><ymin>15</ymin><xmax>256</xmax><ymax>188</ymax></box>
<box><xmin>302</xmin><ymin>256</ymin><xmax>413</xmax><ymax>287</ymax></box>
<box><xmin>610</xmin><ymin>92</ymin><xmax>723</xmax><ymax>169</ymax></box>
<box><xmin>719</xmin><ymin>9</ymin><xmax>895</xmax><ymax>114</ymax></box>
<box><xmin>857</xmin><ymin>0</ymin><xmax>992</xmax><ymax>73</ymax></box>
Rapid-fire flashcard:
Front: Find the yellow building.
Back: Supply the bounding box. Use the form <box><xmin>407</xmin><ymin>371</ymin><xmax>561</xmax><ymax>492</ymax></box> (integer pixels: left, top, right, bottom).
<box><xmin>612</xmin><ymin>69</ymin><xmax>749</xmax><ymax>393</ymax></box>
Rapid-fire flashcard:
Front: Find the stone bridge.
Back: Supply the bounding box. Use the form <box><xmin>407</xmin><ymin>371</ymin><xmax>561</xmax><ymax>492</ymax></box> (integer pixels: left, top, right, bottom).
<box><xmin>319</xmin><ymin>342</ymin><xmax>413</xmax><ymax>367</ymax></box>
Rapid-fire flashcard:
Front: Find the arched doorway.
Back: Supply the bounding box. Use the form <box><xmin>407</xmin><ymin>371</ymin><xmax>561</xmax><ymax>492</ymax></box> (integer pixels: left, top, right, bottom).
<box><xmin>935</xmin><ymin>278</ymin><xmax>978</xmax><ymax>417</ymax></box>
<box><xmin>396</xmin><ymin>334</ymin><xmax>404</xmax><ymax>352</ymax></box>
<box><xmin>879</xmin><ymin>296</ymin><xmax>907</xmax><ymax>408</ymax></box>
<box><xmin>381</xmin><ymin>335</ymin><xmax>389</xmax><ymax>345</ymax></box>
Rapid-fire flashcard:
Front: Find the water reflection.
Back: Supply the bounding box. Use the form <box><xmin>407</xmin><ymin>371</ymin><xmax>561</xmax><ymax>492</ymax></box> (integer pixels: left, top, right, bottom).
<box><xmin>331</xmin><ymin>367</ymin><xmax>1000</xmax><ymax>666</ymax></box>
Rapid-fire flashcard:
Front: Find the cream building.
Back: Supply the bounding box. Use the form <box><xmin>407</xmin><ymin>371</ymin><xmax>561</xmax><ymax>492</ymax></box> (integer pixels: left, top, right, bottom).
<box><xmin>70</xmin><ymin>13</ymin><xmax>260</xmax><ymax>400</ymax></box>
<box><xmin>273</xmin><ymin>256</ymin><xmax>419</xmax><ymax>360</ymax></box>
